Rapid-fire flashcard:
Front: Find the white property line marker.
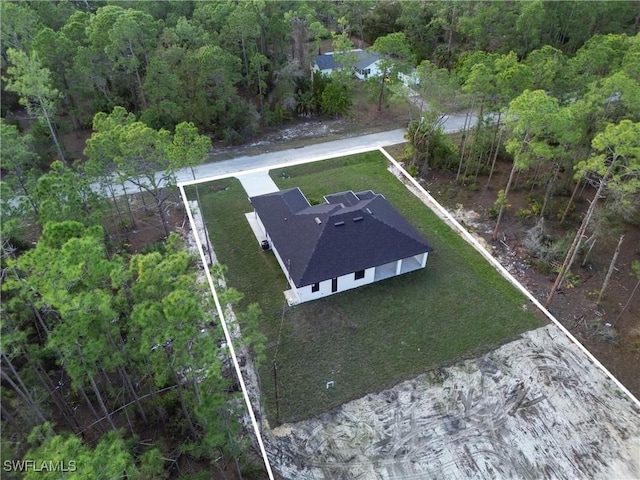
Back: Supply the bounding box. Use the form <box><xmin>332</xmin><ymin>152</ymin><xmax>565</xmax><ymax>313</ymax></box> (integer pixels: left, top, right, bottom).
<box><xmin>178</xmin><ymin>185</ymin><xmax>275</xmax><ymax>480</ymax></box>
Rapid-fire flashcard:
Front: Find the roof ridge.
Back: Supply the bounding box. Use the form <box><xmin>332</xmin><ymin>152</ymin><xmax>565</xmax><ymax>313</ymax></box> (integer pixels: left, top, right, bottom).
<box><xmin>251</xmin><ymin>188</ymin><xmax>432</xmax><ymax>287</ymax></box>
<box><xmin>363</xmin><ymin>197</ymin><xmax>429</xmax><ymax>247</ymax></box>
<box><xmin>295</xmin><ymin>220</ymin><xmax>329</xmax><ymax>283</ymax></box>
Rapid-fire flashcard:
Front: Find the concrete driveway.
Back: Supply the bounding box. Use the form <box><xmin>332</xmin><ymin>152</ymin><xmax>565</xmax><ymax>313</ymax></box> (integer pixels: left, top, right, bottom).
<box><xmin>235</xmin><ymin>170</ymin><xmax>279</xmax><ymax>197</ymax></box>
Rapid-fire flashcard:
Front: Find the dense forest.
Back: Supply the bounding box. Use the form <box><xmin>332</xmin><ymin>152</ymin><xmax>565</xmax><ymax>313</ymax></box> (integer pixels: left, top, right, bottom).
<box><xmin>1</xmin><ymin>1</ymin><xmax>639</xmax><ymax>478</ymax></box>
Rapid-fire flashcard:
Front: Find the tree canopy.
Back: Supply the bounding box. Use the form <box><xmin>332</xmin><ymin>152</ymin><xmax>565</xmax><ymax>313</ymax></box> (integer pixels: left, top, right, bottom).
<box><xmin>2</xmin><ymin>1</ymin><xmax>639</xmax><ymax>476</ymax></box>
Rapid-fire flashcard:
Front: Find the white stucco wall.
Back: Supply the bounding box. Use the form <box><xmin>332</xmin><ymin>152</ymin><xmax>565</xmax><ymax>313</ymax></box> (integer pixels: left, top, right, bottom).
<box><xmin>296</xmin><ymin>267</ymin><xmax>376</xmax><ymax>303</ymax></box>
<box><xmin>254</xmin><ymin>211</ymin><xmax>266</xmax><ymax>236</ymax></box>
<box><xmin>399</xmin><ymin>70</ymin><xmax>419</xmax><ymax>87</ymax></box>
<box><xmin>312</xmin><ymin>64</ymin><xmax>334</xmax><ymax>77</ymax></box>
<box><xmin>354</xmin><ymin>60</ymin><xmax>383</xmax><ymax>81</ymax></box>
<box><xmin>255</xmin><ymin>212</ymin><xmax>297</xmax><ymax>294</ymax></box>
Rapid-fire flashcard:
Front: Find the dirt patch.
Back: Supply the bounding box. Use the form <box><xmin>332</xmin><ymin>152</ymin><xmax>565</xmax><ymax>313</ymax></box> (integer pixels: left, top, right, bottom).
<box><xmin>102</xmin><ymin>191</ymin><xmax>187</xmax><ymax>253</ymax></box>
<box><xmin>104</xmin><ymin>129</ymin><xmax>638</xmax><ymax>479</ymax></box>
<box><xmin>56</xmin><ymin>86</ymin><xmax>410</xmax><ymax>168</ymax></box>
<box><xmin>437</xmin><ymin>171</ymin><xmax>639</xmax><ymax>400</ymax></box>
<box><xmin>266</xmin><ymin>325</ymin><xmax>640</xmax><ymax>479</ymax></box>
<box><xmin>208</xmin><ymin>86</ymin><xmax>411</xmax><ymax>162</ymax></box>
<box><xmin>61</xmin><ymin>129</ymin><xmax>92</xmax><ymax>163</ymax></box>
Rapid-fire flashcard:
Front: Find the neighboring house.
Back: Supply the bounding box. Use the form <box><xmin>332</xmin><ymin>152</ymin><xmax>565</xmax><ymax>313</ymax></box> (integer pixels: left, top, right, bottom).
<box><xmin>312</xmin><ymin>49</ymin><xmax>383</xmax><ymax>80</ymax></box>
<box><xmin>246</xmin><ymin>187</ymin><xmax>433</xmax><ymax>305</ymax></box>
<box><xmin>398</xmin><ymin>69</ymin><xmax>419</xmax><ymax>87</ymax></box>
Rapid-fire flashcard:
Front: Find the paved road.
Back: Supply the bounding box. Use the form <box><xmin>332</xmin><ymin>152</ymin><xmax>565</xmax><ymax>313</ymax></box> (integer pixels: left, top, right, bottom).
<box><xmin>181</xmin><ymin>111</ymin><xmax>474</xmax><ymax>185</ymax></box>
<box><xmin>104</xmin><ymin>111</ymin><xmax>476</xmax><ymax>196</ymax></box>
<box><xmin>182</xmin><ymin>128</ymin><xmax>407</xmax><ymax>184</ymax></box>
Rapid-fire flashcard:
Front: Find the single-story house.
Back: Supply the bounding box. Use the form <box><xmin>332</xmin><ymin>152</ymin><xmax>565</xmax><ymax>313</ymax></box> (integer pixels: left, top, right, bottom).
<box><xmin>247</xmin><ymin>188</ymin><xmax>433</xmax><ymax>305</ymax></box>
<box><xmin>312</xmin><ymin>49</ymin><xmax>383</xmax><ymax>80</ymax></box>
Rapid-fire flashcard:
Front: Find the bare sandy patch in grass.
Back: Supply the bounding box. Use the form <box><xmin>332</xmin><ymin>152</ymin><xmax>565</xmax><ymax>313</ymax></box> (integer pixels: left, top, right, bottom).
<box><xmin>267</xmin><ymin>324</ymin><xmax>640</xmax><ymax>479</ymax></box>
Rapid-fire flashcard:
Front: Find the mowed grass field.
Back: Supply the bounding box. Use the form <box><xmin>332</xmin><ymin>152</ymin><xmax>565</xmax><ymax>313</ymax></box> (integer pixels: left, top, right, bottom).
<box><xmin>189</xmin><ymin>151</ymin><xmax>542</xmax><ymax>425</ymax></box>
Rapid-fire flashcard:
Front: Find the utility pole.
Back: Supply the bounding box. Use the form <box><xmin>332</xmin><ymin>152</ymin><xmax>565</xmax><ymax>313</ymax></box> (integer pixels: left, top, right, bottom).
<box><xmin>273</xmin><ymin>360</ymin><xmax>280</xmax><ymax>426</ymax></box>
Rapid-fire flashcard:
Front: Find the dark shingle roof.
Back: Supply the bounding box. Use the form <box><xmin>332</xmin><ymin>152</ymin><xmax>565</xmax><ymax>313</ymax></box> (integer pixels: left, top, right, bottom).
<box><xmin>314</xmin><ymin>50</ymin><xmax>381</xmax><ymax>72</ymax></box>
<box><xmin>354</xmin><ymin>51</ymin><xmax>381</xmax><ymax>70</ymax></box>
<box><xmin>251</xmin><ymin>188</ymin><xmax>433</xmax><ymax>287</ymax></box>
<box><xmin>314</xmin><ymin>54</ymin><xmax>340</xmax><ymax>71</ymax></box>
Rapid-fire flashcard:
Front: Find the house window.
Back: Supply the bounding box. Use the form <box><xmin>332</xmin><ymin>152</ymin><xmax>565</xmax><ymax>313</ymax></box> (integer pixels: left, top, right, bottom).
<box><xmin>331</xmin><ymin>277</ymin><xmax>338</xmax><ymax>292</ymax></box>
<box><xmin>354</xmin><ymin>270</ymin><xmax>365</xmax><ymax>280</ymax></box>
<box><xmin>311</xmin><ymin>282</ymin><xmax>320</xmax><ymax>292</ymax></box>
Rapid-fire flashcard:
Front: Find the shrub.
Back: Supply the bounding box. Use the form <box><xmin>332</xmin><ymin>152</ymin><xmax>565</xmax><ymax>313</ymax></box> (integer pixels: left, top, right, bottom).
<box><xmin>456</xmin><ymin>174</ymin><xmax>479</xmax><ymax>190</ymax></box>
<box><xmin>430</xmin><ymin>129</ymin><xmax>459</xmax><ymax>172</ymax></box>
<box><xmin>223</xmin><ymin>128</ymin><xmax>243</xmax><ymax>146</ymax></box>
<box><xmin>263</xmin><ymin>106</ymin><xmax>284</xmax><ymax>127</ymax></box>
<box><xmin>321</xmin><ymin>82</ymin><xmax>352</xmax><ymax>117</ymax></box>
<box><xmin>589</xmin><ymin>319</ymin><xmax>618</xmax><ymax>343</ymax></box>
<box><xmin>523</xmin><ymin>219</ymin><xmax>571</xmax><ymax>273</ymax></box>
<box><xmin>561</xmin><ymin>271</ymin><xmax>581</xmax><ymax>288</ymax></box>
<box><xmin>488</xmin><ymin>189</ymin><xmax>510</xmax><ymax>219</ymax></box>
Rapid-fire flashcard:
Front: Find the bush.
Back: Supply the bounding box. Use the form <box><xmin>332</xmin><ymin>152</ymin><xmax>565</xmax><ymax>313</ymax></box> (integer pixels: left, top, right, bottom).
<box><xmin>407</xmin><ymin>120</ymin><xmax>460</xmax><ymax>173</ymax></box>
<box><xmin>140</xmin><ymin>241</ymin><xmax>167</xmax><ymax>255</ymax></box>
<box><xmin>456</xmin><ymin>174</ymin><xmax>479</xmax><ymax>190</ymax></box>
<box><xmin>523</xmin><ymin>219</ymin><xmax>572</xmax><ymax>273</ymax></box>
<box><xmin>560</xmin><ymin>270</ymin><xmax>581</xmax><ymax>288</ymax></box>
<box><xmin>311</xmin><ymin>71</ymin><xmax>331</xmax><ymax>112</ymax></box>
<box><xmin>321</xmin><ymin>82</ymin><xmax>352</xmax><ymax>117</ymax></box>
<box><xmin>588</xmin><ymin>319</ymin><xmax>617</xmax><ymax>343</ymax></box>
<box><xmin>263</xmin><ymin>106</ymin><xmax>285</xmax><ymax>127</ymax></box>
<box><xmin>516</xmin><ymin>196</ymin><xmax>543</xmax><ymax>221</ymax></box>
<box><xmin>430</xmin><ymin>129</ymin><xmax>459</xmax><ymax>172</ymax></box>
<box><xmin>223</xmin><ymin>128</ymin><xmax>243</xmax><ymax>145</ymax></box>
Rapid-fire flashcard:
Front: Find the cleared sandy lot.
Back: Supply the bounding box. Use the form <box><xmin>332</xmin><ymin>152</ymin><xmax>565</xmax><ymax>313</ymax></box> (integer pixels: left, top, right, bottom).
<box><xmin>267</xmin><ymin>324</ymin><xmax>640</xmax><ymax>479</ymax></box>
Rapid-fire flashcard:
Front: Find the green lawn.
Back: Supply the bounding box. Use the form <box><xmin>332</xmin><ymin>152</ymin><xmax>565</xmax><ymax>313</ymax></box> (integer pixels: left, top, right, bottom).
<box><xmin>188</xmin><ymin>151</ymin><xmax>542</xmax><ymax>425</ymax></box>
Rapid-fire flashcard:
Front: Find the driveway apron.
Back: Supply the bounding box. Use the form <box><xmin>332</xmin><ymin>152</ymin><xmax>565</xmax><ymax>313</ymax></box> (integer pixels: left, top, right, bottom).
<box><xmin>235</xmin><ymin>171</ymin><xmax>280</xmax><ymax>197</ymax></box>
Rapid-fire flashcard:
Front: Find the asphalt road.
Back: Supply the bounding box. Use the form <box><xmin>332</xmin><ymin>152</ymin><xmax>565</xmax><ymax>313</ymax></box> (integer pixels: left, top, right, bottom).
<box><xmin>100</xmin><ymin>112</ymin><xmax>476</xmax><ymax>196</ymax></box>
<box><xmin>183</xmin><ymin>128</ymin><xmax>408</xmax><ymax>183</ymax></box>
<box><xmin>180</xmin><ymin>111</ymin><xmax>474</xmax><ymax>184</ymax></box>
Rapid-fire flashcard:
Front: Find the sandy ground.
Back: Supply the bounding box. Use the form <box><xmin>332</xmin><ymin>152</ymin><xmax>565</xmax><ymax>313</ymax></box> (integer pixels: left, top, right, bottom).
<box><xmin>266</xmin><ymin>324</ymin><xmax>640</xmax><ymax>479</ymax></box>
